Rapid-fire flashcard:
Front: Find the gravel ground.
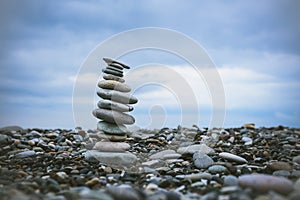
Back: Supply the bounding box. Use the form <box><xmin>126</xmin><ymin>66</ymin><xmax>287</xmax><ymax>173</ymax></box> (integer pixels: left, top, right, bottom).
<box><xmin>0</xmin><ymin>125</ymin><xmax>300</xmax><ymax>200</ymax></box>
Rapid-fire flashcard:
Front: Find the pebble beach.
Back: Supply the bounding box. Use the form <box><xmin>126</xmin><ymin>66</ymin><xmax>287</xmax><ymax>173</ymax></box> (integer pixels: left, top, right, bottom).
<box><xmin>0</xmin><ymin>124</ymin><xmax>300</xmax><ymax>200</ymax></box>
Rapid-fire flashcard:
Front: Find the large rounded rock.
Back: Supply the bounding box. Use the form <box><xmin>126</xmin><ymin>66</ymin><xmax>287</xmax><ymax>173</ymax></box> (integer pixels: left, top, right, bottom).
<box><xmin>98</xmin><ymin>100</ymin><xmax>133</xmax><ymax>112</ymax></box>
<box><xmin>98</xmin><ymin>80</ymin><xmax>131</xmax><ymax>92</ymax></box>
<box><xmin>93</xmin><ymin>108</ymin><xmax>135</xmax><ymax>125</ymax></box>
<box><xmin>97</xmin><ymin>89</ymin><xmax>138</xmax><ymax>104</ymax></box>
<box><xmin>97</xmin><ymin>121</ymin><xmax>128</xmax><ymax>135</ymax></box>
<box><xmin>238</xmin><ymin>174</ymin><xmax>293</xmax><ymax>195</ymax></box>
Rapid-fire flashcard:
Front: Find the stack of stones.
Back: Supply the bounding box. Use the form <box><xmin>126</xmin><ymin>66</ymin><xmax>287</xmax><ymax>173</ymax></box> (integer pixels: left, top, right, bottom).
<box><xmin>89</xmin><ymin>58</ymin><xmax>138</xmax><ymax>167</ymax></box>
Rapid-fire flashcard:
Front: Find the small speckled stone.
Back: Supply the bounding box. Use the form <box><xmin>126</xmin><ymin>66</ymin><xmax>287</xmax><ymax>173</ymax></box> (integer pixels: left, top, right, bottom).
<box><xmin>267</xmin><ymin>161</ymin><xmax>292</xmax><ymax>171</ymax></box>
<box><xmin>243</xmin><ymin>123</ymin><xmax>255</xmax><ymax>129</ymax></box>
<box><xmin>98</xmin><ymin>100</ymin><xmax>133</xmax><ymax>112</ymax></box>
<box><xmin>103</xmin><ymin>74</ymin><xmax>125</xmax><ymax>83</ymax></box>
<box><xmin>98</xmin><ymin>80</ymin><xmax>131</xmax><ymax>92</ymax></box>
<box><xmin>85</xmin><ymin>177</ymin><xmax>99</xmax><ymax>187</ymax></box>
<box><xmin>208</xmin><ymin>165</ymin><xmax>227</xmax><ymax>173</ymax></box>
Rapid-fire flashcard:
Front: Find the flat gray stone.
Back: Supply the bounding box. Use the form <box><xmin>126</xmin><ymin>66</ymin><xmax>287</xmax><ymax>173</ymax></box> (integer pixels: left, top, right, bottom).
<box><xmin>15</xmin><ymin>150</ymin><xmax>36</xmax><ymax>158</ymax></box>
<box><xmin>103</xmin><ymin>74</ymin><xmax>125</xmax><ymax>83</ymax></box>
<box><xmin>102</xmin><ymin>68</ymin><xmax>123</xmax><ymax>77</ymax></box>
<box><xmin>93</xmin><ymin>108</ymin><xmax>135</xmax><ymax>125</ymax></box>
<box><xmin>177</xmin><ymin>144</ymin><xmax>215</xmax><ymax>155</ymax></box>
<box><xmin>149</xmin><ymin>150</ymin><xmax>176</xmax><ymax>160</ymax></box>
<box><xmin>97</xmin><ymin>121</ymin><xmax>128</xmax><ymax>135</ymax></box>
<box><xmin>183</xmin><ymin>172</ymin><xmax>212</xmax><ymax>181</ymax></box>
<box><xmin>97</xmin><ymin>89</ymin><xmax>138</xmax><ymax>104</ymax></box>
<box><xmin>98</xmin><ymin>80</ymin><xmax>131</xmax><ymax>92</ymax></box>
<box><xmin>98</xmin><ymin>100</ymin><xmax>133</xmax><ymax>112</ymax></box>
<box><xmin>142</xmin><ymin>160</ymin><xmax>166</xmax><ymax>168</ymax></box>
<box><xmin>219</xmin><ymin>152</ymin><xmax>248</xmax><ymax>164</ymax></box>
<box><xmin>108</xmin><ymin>63</ymin><xmax>123</xmax><ymax>70</ymax></box>
<box><xmin>106</xmin><ymin>66</ymin><xmax>123</xmax><ymax>73</ymax></box>
<box><xmin>93</xmin><ymin>141</ymin><xmax>130</xmax><ymax>152</ymax></box>
<box><xmin>85</xmin><ymin>150</ymin><xmax>137</xmax><ymax>167</ymax></box>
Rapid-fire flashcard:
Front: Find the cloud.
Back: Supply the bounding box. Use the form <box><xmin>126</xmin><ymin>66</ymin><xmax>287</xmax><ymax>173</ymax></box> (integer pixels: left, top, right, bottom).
<box><xmin>0</xmin><ymin>0</ymin><xmax>299</xmax><ymax>128</ymax></box>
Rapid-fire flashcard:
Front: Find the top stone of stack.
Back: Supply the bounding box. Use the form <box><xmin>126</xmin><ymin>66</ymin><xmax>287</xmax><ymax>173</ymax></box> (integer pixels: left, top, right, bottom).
<box><xmin>103</xmin><ymin>57</ymin><xmax>130</xmax><ymax>69</ymax></box>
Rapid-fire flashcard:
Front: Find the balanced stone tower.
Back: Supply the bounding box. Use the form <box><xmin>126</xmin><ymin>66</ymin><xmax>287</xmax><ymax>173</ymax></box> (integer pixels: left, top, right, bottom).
<box><xmin>93</xmin><ymin>58</ymin><xmax>138</xmax><ymax>140</ymax></box>
<box><xmin>89</xmin><ymin>58</ymin><xmax>138</xmax><ymax>167</ymax></box>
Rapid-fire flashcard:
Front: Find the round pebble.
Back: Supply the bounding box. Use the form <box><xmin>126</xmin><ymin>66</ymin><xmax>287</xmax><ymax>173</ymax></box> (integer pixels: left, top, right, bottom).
<box><xmin>193</xmin><ymin>152</ymin><xmax>214</xmax><ymax>169</ymax></box>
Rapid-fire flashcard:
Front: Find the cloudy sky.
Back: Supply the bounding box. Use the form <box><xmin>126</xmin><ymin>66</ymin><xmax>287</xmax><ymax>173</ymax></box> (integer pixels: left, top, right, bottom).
<box><xmin>0</xmin><ymin>0</ymin><xmax>299</xmax><ymax>129</ymax></box>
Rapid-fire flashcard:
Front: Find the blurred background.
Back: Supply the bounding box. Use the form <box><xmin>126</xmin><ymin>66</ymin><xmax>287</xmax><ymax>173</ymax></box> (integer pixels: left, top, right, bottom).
<box><xmin>0</xmin><ymin>0</ymin><xmax>299</xmax><ymax>129</ymax></box>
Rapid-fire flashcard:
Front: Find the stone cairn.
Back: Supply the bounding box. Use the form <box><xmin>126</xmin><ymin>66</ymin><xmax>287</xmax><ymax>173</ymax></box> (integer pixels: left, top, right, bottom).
<box><xmin>90</xmin><ymin>58</ymin><xmax>138</xmax><ymax>167</ymax></box>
